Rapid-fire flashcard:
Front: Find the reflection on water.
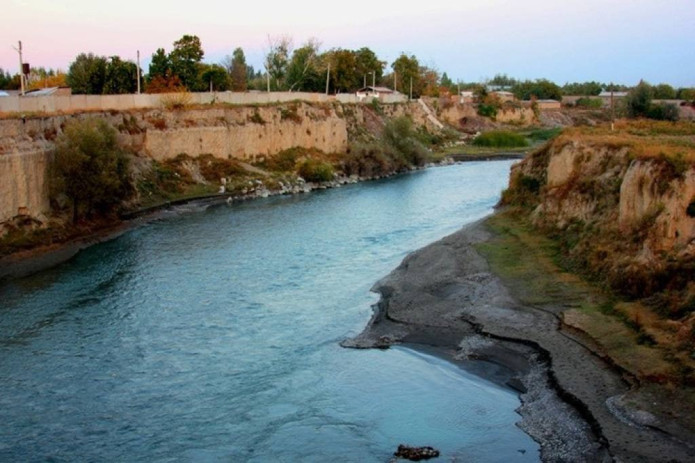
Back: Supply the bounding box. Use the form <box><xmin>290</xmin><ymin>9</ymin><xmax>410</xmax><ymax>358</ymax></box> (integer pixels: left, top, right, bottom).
<box><xmin>0</xmin><ymin>162</ymin><xmax>539</xmax><ymax>461</ymax></box>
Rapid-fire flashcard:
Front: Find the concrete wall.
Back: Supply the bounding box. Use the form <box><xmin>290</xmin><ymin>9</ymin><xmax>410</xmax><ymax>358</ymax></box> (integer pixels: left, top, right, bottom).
<box><xmin>0</xmin><ymin>91</ymin><xmax>408</xmax><ymax>114</ymax></box>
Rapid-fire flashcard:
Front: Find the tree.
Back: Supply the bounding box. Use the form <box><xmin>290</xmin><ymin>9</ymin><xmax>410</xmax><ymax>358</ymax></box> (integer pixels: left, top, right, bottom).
<box><xmin>440</xmin><ymin>72</ymin><xmax>454</xmax><ymax>90</ymax></box>
<box><xmin>264</xmin><ymin>35</ymin><xmax>292</xmax><ymax>90</ymax></box>
<box><xmin>562</xmin><ymin>81</ymin><xmax>602</xmax><ymax>96</ymax></box>
<box><xmin>169</xmin><ymin>35</ymin><xmax>204</xmax><ymax>90</ymax></box>
<box><xmin>354</xmin><ymin>47</ymin><xmax>384</xmax><ymax>87</ymax></box>
<box><xmin>325</xmin><ymin>48</ymin><xmax>358</xmax><ymax>93</ymax></box>
<box><xmin>67</xmin><ymin>53</ymin><xmax>107</xmax><ymax>94</ymax></box>
<box><xmin>625</xmin><ymin>80</ymin><xmax>653</xmax><ymax>118</ymax></box>
<box><xmin>27</xmin><ymin>68</ymin><xmax>67</xmax><ymax>90</ymax></box>
<box><xmin>149</xmin><ymin>48</ymin><xmax>170</xmax><ymax>80</ymax></box>
<box><xmin>488</xmin><ymin>73</ymin><xmax>517</xmax><ymax>88</ymax></box>
<box><xmin>228</xmin><ymin>47</ymin><xmax>248</xmax><ymax>91</ymax></box>
<box><xmin>199</xmin><ymin>64</ymin><xmax>230</xmax><ymax>91</ymax></box>
<box><xmin>677</xmin><ymin>88</ymin><xmax>695</xmax><ymax>101</ymax></box>
<box><xmin>512</xmin><ymin>79</ymin><xmax>562</xmax><ymax>100</ymax></box>
<box><xmin>391</xmin><ymin>54</ymin><xmax>420</xmax><ymax>95</ymax></box>
<box><xmin>52</xmin><ymin>119</ymin><xmax>132</xmax><ymax>223</ymax></box>
<box><xmin>653</xmin><ymin>83</ymin><xmax>676</xmax><ymax>100</ymax></box>
<box><xmin>0</xmin><ymin>68</ymin><xmax>22</xmax><ymax>90</ymax></box>
<box><xmin>104</xmin><ymin>56</ymin><xmax>138</xmax><ymax>94</ymax></box>
<box><xmin>286</xmin><ymin>39</ymin><xmax>321</xmax><ymax>91</ymax></box>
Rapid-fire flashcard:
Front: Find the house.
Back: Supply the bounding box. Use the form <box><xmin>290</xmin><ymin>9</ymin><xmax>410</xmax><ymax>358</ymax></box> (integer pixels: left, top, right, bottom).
<box><xmin>598</xmin><ymin>90</ymin><xmax>628</xmax><ymax>107</ymax></box>
<box><xmin>535</xmin><ymin>99</ymin><xmax>562</xmax><ymax>110</ymax></box>
<box><xmin>356</xmin><ymin>86</ymin><xmax>395</xmax><ymax>100</ymax></box>
<box><xmin>460</xmin><ymin>91</ymin><xmax>474</xmax><ymax>103</ymax></box>
<box><xmin>23</xmin><ymin>86</ymin><xmax>72</xmax><ymax>97</ymax></box>
<box><xmin>490</xmin><ymin>90</ymin><xmax>515</xmax><ymax>102</ymax></box>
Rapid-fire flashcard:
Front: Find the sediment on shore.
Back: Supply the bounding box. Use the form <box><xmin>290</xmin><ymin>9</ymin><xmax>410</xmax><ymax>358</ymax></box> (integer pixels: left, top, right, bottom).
<box><xmin>343</xmin><ymin>219</ymin><xmax>695</xmax><ymax>462</ymax></box>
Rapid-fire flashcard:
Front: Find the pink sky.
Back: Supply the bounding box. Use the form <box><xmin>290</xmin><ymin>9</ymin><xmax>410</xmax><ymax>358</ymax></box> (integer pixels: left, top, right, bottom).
<box><xmin>3</xmin><ymin>0</ymin><xmax>694</xmax><ymax>86</ymax></box>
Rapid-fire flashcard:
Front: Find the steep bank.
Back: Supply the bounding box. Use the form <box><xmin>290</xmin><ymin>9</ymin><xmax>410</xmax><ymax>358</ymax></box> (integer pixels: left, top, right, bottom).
<box><xmin>502</xmin><ymin>120</ymin><xmax>695</xmax><ymax>383</ymax></box>
<box><xmin>0</xmin><ymin>100</ymin><xmax>440</xmax><ymax>225</ymax></box>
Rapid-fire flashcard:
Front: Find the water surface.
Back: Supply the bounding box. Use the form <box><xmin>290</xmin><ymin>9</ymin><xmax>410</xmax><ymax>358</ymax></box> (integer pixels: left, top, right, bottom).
<box><xmin>0</xmin><ymin>162</ymin><xmax>539</xmax><ymax>462</ymax></box>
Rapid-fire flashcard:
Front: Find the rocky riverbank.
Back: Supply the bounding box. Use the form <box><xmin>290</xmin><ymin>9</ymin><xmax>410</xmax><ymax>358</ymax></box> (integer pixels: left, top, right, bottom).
<box><xmin>343</xmin><ymin>219</ymin><xmax>695</xmax><ymax>462</ymax></box>
<box><xmin>0</xmin><ymin>160</ymin><xmax>457</xmax><ymax>281</ymax></box>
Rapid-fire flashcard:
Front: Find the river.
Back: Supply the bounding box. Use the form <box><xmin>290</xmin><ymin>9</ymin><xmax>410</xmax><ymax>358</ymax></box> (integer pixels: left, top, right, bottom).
<box><xmin>0</xmin><ymin>161</ymin><xmax>539</xmax><ymax>462</ymax></box>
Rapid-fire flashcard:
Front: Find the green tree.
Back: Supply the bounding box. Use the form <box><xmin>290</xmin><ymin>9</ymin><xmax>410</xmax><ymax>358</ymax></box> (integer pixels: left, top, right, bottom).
<box><xmin>562</xmin><ymin>81</ymin><xmax>602</xmax><ymax>96</ymax></box>
<box><xmin>67</xmin><ymin>53</ymin><xmax>108</xmax><ymax>94</ymax></box>
<box><xmin>488</xmin><ymin>73</ymin><xmax>517</xmax><ymax>88</ymax></box>
<box><xmin>325</xmin><ymin>48</ymin><xmax>359</xmax><ymax>93</ymax></box>
<box><xmin>229</xmin><ymin>47</ymin><xmax>248</xmax><ymax>91</ymax></box>
<box><xmin>103</xmin><ymin>56</ymin><xmax>138</xmax><ymax>94</ymax></box>
<box><xmin>264</xmin><ymin>35</ymin><xmax>292</xmax><ymax>90</ymax></box>
<box><xmin>52</xmin><ymin>119</ymin><xmax>132</xmax><ymax>223</ymax></box>
<box><xmin>653</xmin><ymin>83</ymin><xmax>676</xmax><ymax>99</ymax></box>
<box><xmin>286</xmin><ymin>39</ymin><xmax>322</xmax><ymax>91</ymax></box>
<box><xmin>391</xmin><ymin>53</ymin><xmax>420</xmax><ymax>95</ymax></box>
<box><xmin>149</xmin><ymin>48</ymin><xmax>170</xmax><ymax>80</ymax></box>
<box><xmin>199</xmin><ymin>64</ymin><xmax>230</xmax><ymax>91</ymax></box>
<box><xmin>0</xmin><ymin>68</ymin><xmax>17</xmax><ymax>89</ymax></box>
<box><xmin>512</xmin><ymin>79</ymin><xmax>562</xmax><ymax>100</ymax></box>
<box><xmin>625</xmin><ymin>80</ymin><xmax>653</xmax><ymax>118</ymax></box>
<box><xmin>677</xmin><ymin>88</ymin><xmax>695</xmax><ymax>101</ymax></box>
<box><xmin>169</xmin><ymin>35</ymin><xmax>204</xmax><ymax>90</ymax></box>
<box><xmin>354</xmin><ymin>47</ymin><xmax>384</xmax><ymax>87</ymax></box>
<box><xmin>440</xmin><ymin>72</ymin><xmax>454</xmax><ymax>91</ymax></box>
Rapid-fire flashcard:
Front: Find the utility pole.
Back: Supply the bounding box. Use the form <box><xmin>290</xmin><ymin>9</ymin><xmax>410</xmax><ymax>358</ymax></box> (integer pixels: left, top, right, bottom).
<box><xmin>371</xmin><ymin>71</ymin><xmax>375</xmax><ymax>88</ymax></box>
<box><xmin>610</xmin><ymin>83</ymin><xmax>615</xmax><ymax>131</ymax></box>
<box><xmin>409</xmin><ymin>77</ymin><xmax>413</xmax><ymax>101</ymax></box>
<box><xmin>136</xmin><ymin>50</ymin><xmax>141</xmax><ymax>94</ymax></box>
<box><xmin>325</xmin><ymin>63</ymin><xmax>330</xmax><ymax>95</ymax></box>
<box><xmin>394</xmin><ymin>71</ymin><xmax>397</xmax><ymax>92</ymax></box>
<box><xmin>13</xmin><ymin>41</ymin><xmax>26</xmax><ymax>96</ymax></box>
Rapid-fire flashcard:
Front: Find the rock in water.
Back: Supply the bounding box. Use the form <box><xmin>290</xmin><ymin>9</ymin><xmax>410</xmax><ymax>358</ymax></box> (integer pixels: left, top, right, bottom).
<box><xmin>394</xmin><ymin>444</ymin><xmax>440</xmax><ymax>461</ymax></box>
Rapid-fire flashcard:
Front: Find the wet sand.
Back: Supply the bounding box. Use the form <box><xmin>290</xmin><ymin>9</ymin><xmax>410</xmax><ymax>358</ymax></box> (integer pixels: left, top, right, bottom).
<box><xmin>343</xmin><ymin>219</ymin><xmax>695</xmax><ymax>462</ymax></box>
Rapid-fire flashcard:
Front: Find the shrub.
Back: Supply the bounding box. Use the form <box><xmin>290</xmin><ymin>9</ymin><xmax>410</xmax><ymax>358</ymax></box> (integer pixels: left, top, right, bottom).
<box><xmin>298</xmin><ymin>159</ymin><xmax>334</xmax><ymax>182</ymax></box>
<box><xmin>477</xmin><ymin>103</ymin><xmax>498</xmax><ymax>118</ymax></box>
<box><xmin>343</xmin><ymin>142</ymin><xmax>395</xmax><ymax>178</ymax></box>
<box><xmin>473</xmin><ymin>130</ymin><xmax>529</xmax><ymax>148</ymax></box>
<box><xmin>575</xmin><ymin>97</ymin><xmax>603</xmax><ymax>108</ymax></box>
<box><xmin>160</xmin><ymin>92</ymin><xmax>192</xmax><ymax>110</ymax></box>
<box><xmin>381</xmin><ymin>116</ymin><xmax>428</xmax><ymax>166</ymax></box>
<box><xmin>52</xmin><ymin>118</ymin><xmax>132</xmax><ymax>223</ymax></box>
<box><xmin>647</xmin><ymin>103</ymin><xmax>680</xmax><ymax>122</ymax></box>
<box><xmin>527</xmin><ymin>127</ymin><xmax>562</xmax><ymax>142</ymax></box>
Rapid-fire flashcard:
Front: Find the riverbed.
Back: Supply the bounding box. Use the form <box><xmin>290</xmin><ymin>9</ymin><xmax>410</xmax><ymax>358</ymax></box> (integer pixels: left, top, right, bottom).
<box><xmin>0</xmin><ymin>161</ymin><xmax>540</xmax><ymax>461</ymax></box>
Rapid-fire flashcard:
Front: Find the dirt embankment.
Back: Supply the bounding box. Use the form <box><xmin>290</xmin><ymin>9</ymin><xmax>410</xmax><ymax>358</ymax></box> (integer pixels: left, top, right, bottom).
<box><xmin>344</xmin><ymin>217</ymin><xmax>694</xmax><ymax>462</ymax></box>
<box><xmin>346</xmin><ymin>120</ymin><xmax>695</xmax><ymax>461</ymax></box>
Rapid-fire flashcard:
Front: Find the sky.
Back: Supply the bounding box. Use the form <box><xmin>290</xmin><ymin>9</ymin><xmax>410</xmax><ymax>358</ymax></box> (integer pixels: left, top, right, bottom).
<box><xmin>3</xmin><ymin>0</ymin><xmax>694</xmax><ymax>87</ymax></box>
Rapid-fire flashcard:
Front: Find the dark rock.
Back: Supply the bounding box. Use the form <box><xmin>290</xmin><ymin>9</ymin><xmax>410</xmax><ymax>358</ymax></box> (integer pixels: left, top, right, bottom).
<box><xmin>394</xmin><ymin>444</ymin><xmax>440</xmax><ymax>461</ymax></box>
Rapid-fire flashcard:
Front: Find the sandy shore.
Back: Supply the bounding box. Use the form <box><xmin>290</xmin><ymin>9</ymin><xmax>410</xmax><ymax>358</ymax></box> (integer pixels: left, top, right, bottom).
<box><xmin>343</xmin><ymin>219</ymin><xmax>695</xmax><ymax>462</ymax></box>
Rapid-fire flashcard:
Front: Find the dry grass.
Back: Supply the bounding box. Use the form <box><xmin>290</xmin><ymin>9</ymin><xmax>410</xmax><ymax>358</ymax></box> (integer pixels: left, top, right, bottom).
<box><xmin>480</xmin><ymin>210</ymin><xmax>695</xmax><ymax>385</ymax></box>
<box><xmin>556</xmin><ymin>119</ymin><xmax>695</xmax><ymax>162</ymax></box>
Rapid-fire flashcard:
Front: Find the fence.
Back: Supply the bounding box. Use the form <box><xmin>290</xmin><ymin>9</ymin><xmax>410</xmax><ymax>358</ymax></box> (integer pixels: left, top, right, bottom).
<box><xmin>0</xmin><ymin>91</ymin><xmax>408</xmax><ymax>114</ymax></box>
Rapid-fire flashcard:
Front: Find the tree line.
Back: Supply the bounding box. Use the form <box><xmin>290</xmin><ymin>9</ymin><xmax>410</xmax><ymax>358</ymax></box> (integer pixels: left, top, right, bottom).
<box><xmin>0</xmin><ymin>37</ymin><xmax>693</xmax><ymax>101</ymax></box>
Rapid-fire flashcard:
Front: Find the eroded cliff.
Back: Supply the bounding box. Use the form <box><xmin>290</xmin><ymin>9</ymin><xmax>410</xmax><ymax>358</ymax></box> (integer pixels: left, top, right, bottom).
<box><xmin>502</xmin><ymin>120</ymin><xmax>695</xmax><ymax>383</ymax></box>
<box><xmin>0</xmin><ymin>100</ymin><xmax>435</xmax><ymax>224</ymax></box>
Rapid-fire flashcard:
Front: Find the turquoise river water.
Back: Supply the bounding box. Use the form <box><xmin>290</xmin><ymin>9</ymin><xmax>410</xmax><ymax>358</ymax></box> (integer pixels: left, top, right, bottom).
<box><xmin>0</xmin><ymin>161</ymin><xmax>540</xmax><ymax>462</ymax></box>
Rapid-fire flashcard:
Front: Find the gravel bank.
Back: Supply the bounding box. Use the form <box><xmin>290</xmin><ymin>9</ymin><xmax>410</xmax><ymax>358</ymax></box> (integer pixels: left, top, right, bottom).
<box><xmin>343</xmin><ymin>219</ymin><xmax>695</xmax><ymax>462</ymax></box>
